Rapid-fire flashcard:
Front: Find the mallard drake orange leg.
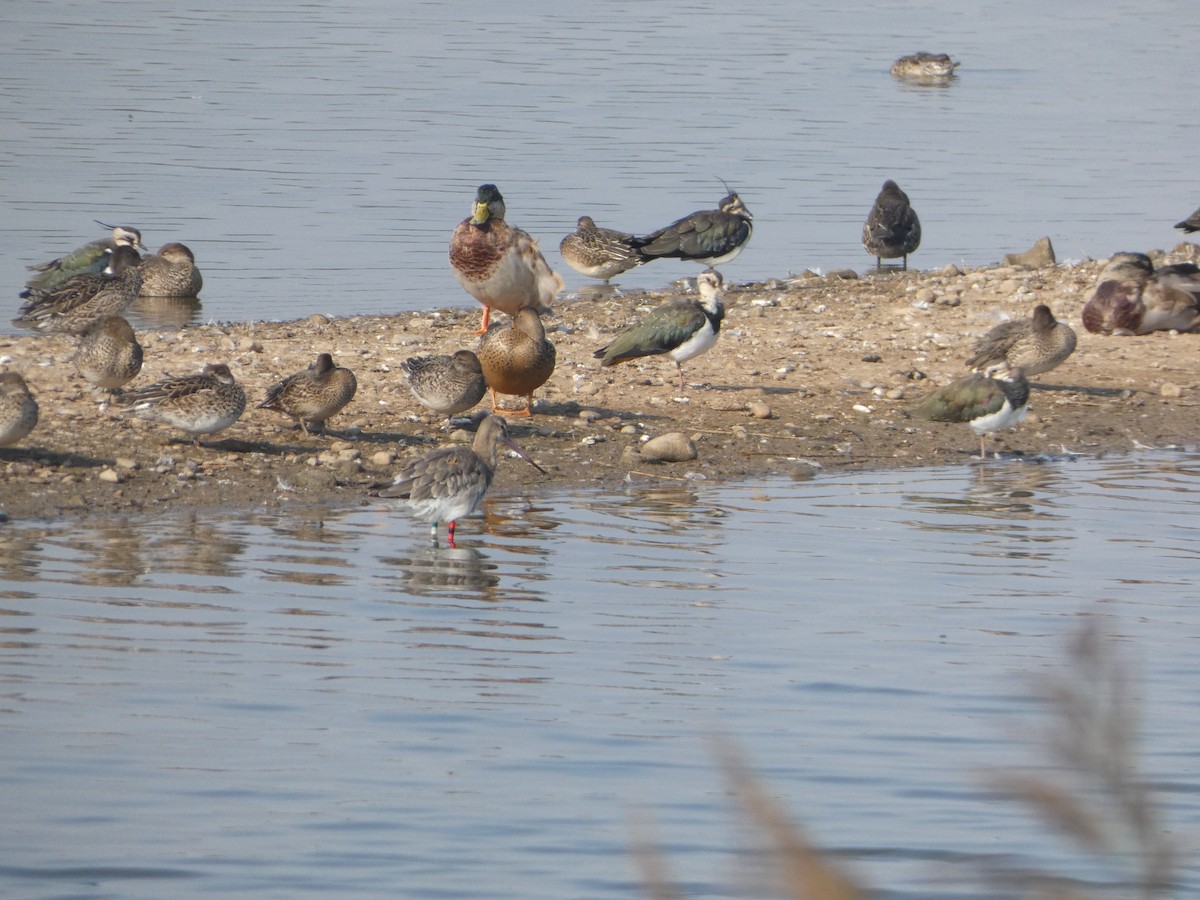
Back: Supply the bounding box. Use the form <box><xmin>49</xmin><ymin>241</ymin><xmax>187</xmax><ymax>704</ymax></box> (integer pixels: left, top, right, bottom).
<box><xmin>489</xmin><ymin>387</ymin><xmax>534</xmax><ymax>416</ymax></box>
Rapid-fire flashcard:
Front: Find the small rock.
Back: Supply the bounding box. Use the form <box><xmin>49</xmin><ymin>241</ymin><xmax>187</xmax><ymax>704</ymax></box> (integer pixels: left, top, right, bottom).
<box><xmin>1004</xmin><ymin>236</ymin><xmax>1056</xmax><ymax>267</ymax></box>
<box><xmin>98</xmin><ymin>468</ymin><xmax>124</xmax><ymax>484</ymax></box>
<box><xmin>114</xmin><ymin>457</ymin><xmax>139</xmax><ymax>470</ymax></box>
<box><xmin>371</xmin><ymin>451</ymin><xmax>396</xmax><ymax>467</ymax></box>
<box><xmin>1160</xmin><ymin>382</ymin><xmax>1184</xmax><ymax>398</ymax></box>
<box><xmin>861</xmin><ymin>353</ymin><xmax>882</xmax><ymax>363</ymax></box>
<box><xmin>578</xmin><ymin>409</ymin><xmax>601</xmax><ymax>423</ymax></box>
<box><xmin>641</xmin><ymin>432</ymin><xmax>698</xmax><ymax>462</ymax></box>
<box><xmin>747</xmin><ymin>400</ymin><xmax>773</xmax><ymax>419</ymax></box>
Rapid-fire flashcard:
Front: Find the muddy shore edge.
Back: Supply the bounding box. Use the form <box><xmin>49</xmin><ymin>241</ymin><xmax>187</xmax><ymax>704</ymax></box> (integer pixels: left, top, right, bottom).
<box><xmin>2</xmin><ymin>252</ymin><xmax>1198</xmax><ymax>523</ymax></box>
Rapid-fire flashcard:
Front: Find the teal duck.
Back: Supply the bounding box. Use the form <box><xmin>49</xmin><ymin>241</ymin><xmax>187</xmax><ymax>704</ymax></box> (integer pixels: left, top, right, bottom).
<box><xmin>15</xmin><ymin>245</ymin><xmax>143</xmax><ymax>334</ymax></box>
<box><xmin>124</xmin><ymin>363</ymin><xmax>246</xmax><ymax>446</ymax></box>
<box><xmin>559</xmin><ymin>215</ymin><xmax>643</xmax><ymax>282</ymax></box>
<box><xmin>593</xmin><ymin>269</ymin><xmax>725</xmax><ymax>393</ymax></box>
<box><xmin>449</xmin><ymin>184</ymin><xmax>564</xmax><ymax>334</ymax></box>
<box><xmin>73</xmin><ymin>315</ymin><xmax>143</xmax><ymax>392</ymax></box>
<box><xmin>138</xmin><ymin>242</ymin><xmax>203</xmax><ymax>298</ymax></box>
<box><xmin>402</xmin><ymin>349</ymin><xmax>487</xmax><ymax>419</ymax></box>
<box><xmin>965</xmin><ymin>304</ymin><xmax>1077</xmax><ymax>377</ymax></box>
<box><xmin>863</xmin><ymin>180</ymin><xmax>921</xmax><ymax>270</ymax></box>
<box><xmin>0</xmin><ymin>372</ymin><xmax>39</xmax><ymax>448</ymax></box>
<box><xmin>379</xmin><ymin>413</ymin><xmax>545</xmax><ymax>547</ymax></box>
<box><xmin>912</xmin><ymin>368</ymin><xmax>1030</xmax><ymax>459</ymax></box>
<box><xmin>259</xmin><ymin>352</ymin><xmax>358</xmax><ymax>435</ymax></box>
<box><xmin>477</xmin><ymin>307</ymin><xmax>556</xmax><ymax>416</ymax></box>
<box><xmin>1081</xmin><ymin>252</ymin><xmax>1200</xmax><ymax>335</ymax></box>
<box><xmin>634</xmin><ymin>192</ymin><xmax>753</xmax><ymax>267</ymax></box>
<box><xmin>890</xmin><ymin>52</ymin><xmax>960</xmax><ymax>82</ymax></box>
<box><xmin>23</xmin><ymin>224</ymin><xmax>145</xmax><ymax>296</ymax></box>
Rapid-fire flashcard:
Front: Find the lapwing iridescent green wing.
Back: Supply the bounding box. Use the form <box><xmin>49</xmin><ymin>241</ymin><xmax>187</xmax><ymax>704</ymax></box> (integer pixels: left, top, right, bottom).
<box><xmin>593</xmin><ymin>269</ymin><xmax>724</xmax><ymax>393</ymax></box>
<box><xmin>23</xmin><ymin>223</ymin><xmax>146</xmax><ymax>296</ymax></box>
<box><xmin>912</xmin><ymin>368</ymin><xmax>1029</xmax><ymax>460</ymax></box>
<box><xmin>633</xmin><ymin>192</ymin><xmax>752</xmax><ymax>267</ymax></box>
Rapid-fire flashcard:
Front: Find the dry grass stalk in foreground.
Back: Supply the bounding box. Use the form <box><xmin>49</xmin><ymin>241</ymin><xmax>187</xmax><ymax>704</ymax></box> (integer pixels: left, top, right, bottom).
<box><xmin>986</xmin><ymin>621</ymin><xmax>1176</xmax><ymax>898</ymax></box>
<box><xmin>636</xmin><ymin>622</ymin><xmax>1178</xmax><ymax>900</ymax></box>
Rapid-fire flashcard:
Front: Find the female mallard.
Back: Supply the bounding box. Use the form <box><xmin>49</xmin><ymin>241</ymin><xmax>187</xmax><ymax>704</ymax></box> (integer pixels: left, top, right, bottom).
<box><xmin>449</xmin><ymin>184</ymin><xmax>564</xmax><ymax>334</ymax></box>
<box><xmin>402</xmin><ymin>349</ymin><xmax>487</xmax><ymax>420</ymax></box>
<box><xmin>1081</xmin><ymin>252</ymin><xmax>1200</xmax><ymax>335</ymax></box>
<box><xmin>863</xmin><ymin>180</ymin><xmax>921</xmax><ymax>270</ymax></box>
<box><xmin>139</xmin><ymin>242</ymin><xmax>203</xmax><ymax>298</ymax></box>
<box><xmin>593</xmin><ymin>269</ymin><xmax>725</xmax><ymax>393</ymax></box>
<box><xmin>15</xmin><ymin>245</ymin><xmax>144</xmax><ymax>334</ymax></box>
<box><xmin>477</xmin><ymin>307</ymin><xmax>556</xmax><ymax>416</ymax></box>
<box><xmin>559</xmin><ymin>215</ymin><xmax>643</xmax><ymax>283</ymax></box>
<box><xmin>259</xmin><ymin>352</ymin><xmax>358</xmax><ymax>435</ymax></box>
<box><xmin>965</xmin><ymin>304</ymin><xmax>1077</xmax><ymax>377</ymax></box>
<box><xmin>23</xmin><ymin>223</ymin><xmax>145</xmax><ymax>296</ymax></box>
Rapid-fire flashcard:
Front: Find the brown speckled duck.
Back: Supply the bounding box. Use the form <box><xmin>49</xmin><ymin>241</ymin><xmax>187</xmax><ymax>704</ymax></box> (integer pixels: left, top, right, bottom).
<box><xmin>965</xmin><ymin>304</ymin><xmax>1077</xmax><ymax>377</ymax></box>
<box><xmin>402</xmin><ymin>350</ymin><xmax>487</xmax><ymax>420</ymax></box>
<box><xmin>258</xmin><ymin>352</ymin><xmax>358</xmax><ymax>435</ymax></box>
<box><xmin>0</xmin><ymin>372</ymin><xmax>39</xmax><ymax>448</ymax></box>
<box><xmin>863</xmin><ymin>180</ymin><xmax>921</xmax><ymax>270</ymax></box>
<box><xmin>1081</xmin><ymin>252</ymin><xmax>1200</xmax><ymax>335</ymax></box>
<box><xmin>139</xmin><ymin>242</ymin><xmax>203</xmax><ymax>298</ymax></box>
<box><xmin>559</xmin><ymin>215</ymin><xmax>644</xmax><ymax>283</ymax></box>
<box><xmin>477</xmin><ymin>307</ymin><xmax>556</xmax><ymax>416</ymax></box>
<box><xmin>449</xmin><ymin>184</ymin><xmax>564</xmax><ymax>334</ymax></box>
<box><xmin>124</xmin><ymin>363</ymin><xmax>247</xmax><ymax>447</ymax></box>
<box><xmin>15</xmin><ymin>245</ymin><xmax>143</xmax><ymax>334</ymax></box>
<box><xmin>890</xmin><ymin>52</ymin><xmax>960</xmax><ymax>82</ymax></box>
<box><xmin>73</xmin><ymin>315</ymin><xmax>143</xmax><ymax>392</ymax></box>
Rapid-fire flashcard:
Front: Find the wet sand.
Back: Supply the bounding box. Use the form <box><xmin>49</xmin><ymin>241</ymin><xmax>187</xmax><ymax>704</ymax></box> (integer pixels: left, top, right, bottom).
<box><xmin>2</xmin><ymin>250</ymin><xmax>1198</xmax><ymax>522</ymax></box>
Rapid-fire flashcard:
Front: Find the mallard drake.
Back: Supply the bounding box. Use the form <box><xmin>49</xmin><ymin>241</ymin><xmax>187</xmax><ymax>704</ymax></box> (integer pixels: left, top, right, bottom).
<box><xmin>559</xmin><ymin>215</ymin><xmax>643</xmax><ymax>282</ymax></box>
<box><xmin>1174</xmin><ymin>205</ymin><xmax>1200</xmax><ymax>234</ymax></box>
<box><xmin>1081</xmin><ymin>252</ymin><xmax>1200</xmax><ymax>335</ymax></box>
<box><xmin>890</xmin><ymin>52</ymin><xmax>960</xmax><ymax>82</ymax></box>
<box><xmin>0</xmin><ymin>372</ymin><xmax>39</xmax><ymax>448</ymax></box>
<box><xmin>593</xmin><ymin>269</ymin><xmax>724</xmax><ymax>393</ymax></box>
<box><xmin>634</xmin><ymin>192</ymin><xmax>753</xmax><ymax>267</ymax></box>
<box><xmin>402</xmin><ymin>350</ymin><xmax>487</xmax><ymax>420</ymax></box>
<box><xmin>138</xmin><ymin>242</ymin><xmax>203</xmax><ymax>298</ymax></box>
<box><xmin>258</xmin><ymin>352</ymin><xmax>357</xmax><ymax>435</ymax></box>
<box><xmin>965</xmin><ymin>304</ymin><xmax>1077</xmax><ymax>377</ymax></box>
<box><xmin>912</xmin><ymin>368</ymin><xmax>1029</xmax><ymax>459</ymax></box>
<box><xmin>449</xmin><ymin>183</ymin><xmax>564</xmax><ymax>334</ymax></box>
<box><xmin>123</xmin><ymin>363</ymin><xmax>246</xmax><ymax>446</ymax></box>
<box><xmin>15</xmin><ymin>245</ymin><xmax>143</xmax><ymax>334</ymax></box>
<box><xmin>477</xmin><ymin>307</ymin><xmax>556</xmax><ymax>416</ymax></box>
<box><xmin>863</xmin><ymin>180</ymin><xmax>921</xmax><ymax>270</ymax></box>
<box><xmin>379</xmin><ymin>412</ymin><xmax>545</xmax><ymax>547</ymax></box>
<box><xmin>23</xmin><ymin>223</ymin><xmax>145</xmax><ymax>296</ymax></box>
<box><xmin>73</xmin><ymin>315</ymin><xmax>143</xmax><ymax>392</ymax></box>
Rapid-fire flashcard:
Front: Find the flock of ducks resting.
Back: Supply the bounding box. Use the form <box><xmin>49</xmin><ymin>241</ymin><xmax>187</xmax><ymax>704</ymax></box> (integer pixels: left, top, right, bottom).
<box><xmin>4</xmin><ymin>131</ymin><xmax>1200</xmax><ymax>540</ymax></box>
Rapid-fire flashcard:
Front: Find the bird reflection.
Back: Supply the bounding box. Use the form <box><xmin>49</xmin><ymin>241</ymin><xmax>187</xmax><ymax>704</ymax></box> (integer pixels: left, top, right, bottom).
<box><xmin>127</xmin><ymin>294</ymin><xmax>203</xmax><ymax>329</ymax></box>
<box><xmin>381</xmin><ymin>544</ymin><xmax>502</xmax><ymax>599</ymax></box>
<box><xmin>905</xmin><ymin>460</ymin><xmax>1068</xmax><ymax>526</ymax></box>
<box><xmin>0</xmin><ymin>527</ymin><xmax>48</xmax><ymax>581</ymax></box>
<box><xmin>144</xmin><ymin>514</ymin><xmax>247</xmax><ymax>578</ymax></box>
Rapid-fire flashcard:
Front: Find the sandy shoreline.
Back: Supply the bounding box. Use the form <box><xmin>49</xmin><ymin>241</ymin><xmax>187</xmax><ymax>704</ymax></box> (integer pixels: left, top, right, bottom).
<box><xmin>1</xmin><ymin>249</ymin><xmax>1198</xmax><ymax>523</ymax></box>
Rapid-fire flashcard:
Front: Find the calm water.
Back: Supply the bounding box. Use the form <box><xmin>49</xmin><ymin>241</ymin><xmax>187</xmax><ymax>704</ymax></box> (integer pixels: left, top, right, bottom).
<box><xmin>1</xmin><ymin>0</ymin><xmax>1196</xmax><ymax>334</ymax></box>
<box><xmin>2</xmin><ymin>451</ymin><xmax>1199</xmax><ymax>898</ymax></box>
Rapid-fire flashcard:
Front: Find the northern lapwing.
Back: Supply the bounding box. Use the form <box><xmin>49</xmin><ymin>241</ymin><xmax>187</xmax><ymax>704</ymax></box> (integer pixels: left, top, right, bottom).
<box><xmin>23</xmin><ymin>223</ymin><xmax>146</xmax><ymax>296</ymax></box>
<box><xmin>863</xmin><ymin>180</ymin><xmax>921</xmax><ymax>270</ymax></box>
<box><xmin>593</xmin><ymin>268</ymin><xmax>725</xmax><ymax>393</ymax></box>
<box><xmin>912</xmin><ymin>367</ymin><xmax>1030</xmax><ymax>460</ymax></box>
<box><xmin>380</xmin><ymin>413</ymin><xmax>546</xmax><ymax>547</ymax></box>
<box><xmin>449</xmin><ymin>183</ymin><xmax>564</xmax><ymax>334</ymax></box>
<box><xmin>633</xmin><ymin>192</ymin><xmax>753</xmax><ymax>268</ymax></box>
